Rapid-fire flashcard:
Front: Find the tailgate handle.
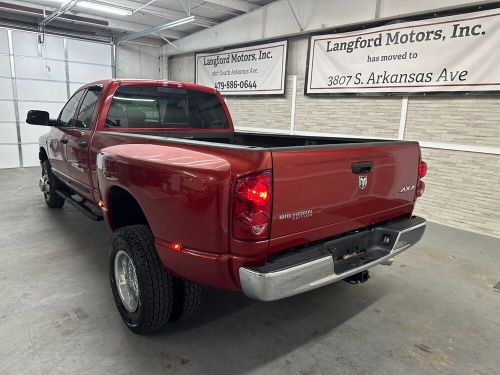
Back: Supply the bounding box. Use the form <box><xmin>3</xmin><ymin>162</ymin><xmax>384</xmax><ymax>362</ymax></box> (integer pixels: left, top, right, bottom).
<box><xmin>352</xmin><ymin>161</ymin><xmax>373</xmax><ymax>174</ymax></box>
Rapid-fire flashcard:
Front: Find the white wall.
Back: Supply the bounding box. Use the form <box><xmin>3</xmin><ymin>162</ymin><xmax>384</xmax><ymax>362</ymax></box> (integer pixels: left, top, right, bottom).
<box><xmin>164</xmin><ymin>0</ymin><xmax>496</xmax><ymax>55</ymax></box>
<box><xmin>167</xmin><ymin>1</ymin><xmax>500</xmax><ymax>238</ymax></box>
<box><xmin>116</xmin><ymin>43</ymin><xmax>166</xmax><ymax>79</ymax></box>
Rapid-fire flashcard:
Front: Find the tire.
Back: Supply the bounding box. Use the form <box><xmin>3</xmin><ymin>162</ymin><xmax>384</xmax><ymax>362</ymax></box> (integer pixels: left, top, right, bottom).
<box><xmin>109</xmin><ymin>225</ymin><xmax>174</xmax><ymax>334</ymax></box>
<box><xmin>41</xmin><ymin>160</ymin><xmax>65</xmax><ymax>208</ymax></box>
<box><xmin>170</xmin><ymin>279</ymin><xmax>206</xmax><ymax>322</ymax></box>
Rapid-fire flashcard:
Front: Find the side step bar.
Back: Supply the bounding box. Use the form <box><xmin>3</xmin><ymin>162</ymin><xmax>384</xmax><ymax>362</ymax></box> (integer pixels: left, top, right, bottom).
<box><xmin>55</xmin><ymin>190</ymin><xmax>103</xmax><ymax>221</ymax></box>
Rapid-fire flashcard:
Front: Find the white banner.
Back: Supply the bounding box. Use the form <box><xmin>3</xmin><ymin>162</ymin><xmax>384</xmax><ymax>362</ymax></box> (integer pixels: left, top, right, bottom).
<box><xmin>196</xmin><ymin>40</ymin><xmax>287</xmax><ymax>95</ymax></box>
<box><xmin>306</xmin><ymin>9</ymin><xmax>500</xmax><ymax>94</ymax></box>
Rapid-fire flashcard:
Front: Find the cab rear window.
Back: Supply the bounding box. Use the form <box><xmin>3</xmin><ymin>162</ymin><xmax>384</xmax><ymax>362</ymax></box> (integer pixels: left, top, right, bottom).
<box><xmin>105</xmin><ymin>86</ymin><xmax>228</xmax><ymax>129</ymax></box>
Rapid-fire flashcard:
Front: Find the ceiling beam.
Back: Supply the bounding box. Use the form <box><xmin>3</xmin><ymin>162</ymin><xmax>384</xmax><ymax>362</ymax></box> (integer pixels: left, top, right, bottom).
<box><xmin>0</xmin><ymin>1</ymin><xmax>107</xmax><ymax>26</ymax></box>
<box><xmin>92</xmin><ymin>0</ymin><xmax>217</xmax><ymax>26</ymax></box>
<box><xmin>13</xmin><ymin>0</ymin><xmax>218</xmax><ymax>27</ymax></box>
<box><xmin>108</xmin><ymin>18</ymin><xmax>189</xmax><ymax>40</ymax></box>
<box><xmin>39</xmin><ymin>0</ymin><xmax>79</xmax><ymax>28</ymax></box>
<box><xmin>0</xmin><ymin>12</ymin><xmax>112</xmax><ymax>42</ymax></box>
<box><xmin>132</xmin><ymin>0</ymin><xmax>157</xmax><ymax>14</ymax></box>
<box><xmin>177</xmin><ymin>0</ymin><xmax>191</xmax><ymax>16</ymax></box>
<box><xmin>0</xmin><ymin>0</ymin><xmax>188</xmax><ymax>40</ymax></box>
<box><xmin>157</xmin><ymin>33</ymin><xmax>182</xmax><ymax>51</ymax></box>
<box><xmin>203</xmin><ymin>0</ymin><xmax>259</xmax><ymax>12</ymax></box>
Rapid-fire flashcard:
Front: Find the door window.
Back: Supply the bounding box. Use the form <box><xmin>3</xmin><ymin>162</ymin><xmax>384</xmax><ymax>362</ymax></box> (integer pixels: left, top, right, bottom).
<box><xmin>58</xmin><ymin>90</ymin><xmax>85</xmax><ymax>127</ymax></box>
<box><xmin>76</xmin><ymin>88</ymin><xmax>101</xmax><ymax>128</ymax></box>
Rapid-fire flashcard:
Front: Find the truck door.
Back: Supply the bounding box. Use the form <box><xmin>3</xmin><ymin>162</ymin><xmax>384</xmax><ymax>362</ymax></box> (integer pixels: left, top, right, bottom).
<box><xmin>48</xmin><ymin>89</ymin><xmax>85</xmax><ymax>179</ymax></box>
<box><xmin>66</xmin><ymin>86</ymin><xmax>102</xmax><ymax>200</ymax></box>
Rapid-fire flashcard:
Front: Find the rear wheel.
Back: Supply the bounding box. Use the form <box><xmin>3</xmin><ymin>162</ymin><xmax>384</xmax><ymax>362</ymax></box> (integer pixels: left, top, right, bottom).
<box><xmin>109</xmin><ymin>225</ymin><xmax>174</xmax><ymax>334</ymax></box>
<box><xmin>40</xmin><ymin>160</ymin><xmax>65</xmax><ymax>208</ymax></box>
<box><xmin>170</xmin><ymin>279</ymin><xmax>206</xmax><ymax>322</ymax></box>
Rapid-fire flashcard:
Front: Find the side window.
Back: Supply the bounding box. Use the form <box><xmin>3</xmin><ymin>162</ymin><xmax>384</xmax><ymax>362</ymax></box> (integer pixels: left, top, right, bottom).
<box><xmin>188</xmin><ymin>91</ymin><xmax>228</xmax><ymax>129</ymax></box>
<box><xmin>76</xmin><ymin>88</ymin><xmax>101</xmax><ymax>128</ymax></box>
<box><xmin>58</xmin><ymin>90</ymin><xmax>85</xmax><ymax>127</ymax></box>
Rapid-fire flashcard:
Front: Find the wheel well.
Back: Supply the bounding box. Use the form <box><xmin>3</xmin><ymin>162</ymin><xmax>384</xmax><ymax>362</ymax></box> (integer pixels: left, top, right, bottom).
<box><xmin>108</xmin><ymin>187</ymin><xmax>149</xmax><ymax>230</ymax></box>
<box><xmin>39</xmin><ymin>147</ymin><xmax>48</xmax><ymax>162</ymax></box>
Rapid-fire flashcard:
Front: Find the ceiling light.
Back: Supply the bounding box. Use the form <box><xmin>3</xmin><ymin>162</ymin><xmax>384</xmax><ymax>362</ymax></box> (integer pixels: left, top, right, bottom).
<box><xmin>77</xmin><ymin>1</ymin><xmax>133</xmax><ymax>16</ymax></box>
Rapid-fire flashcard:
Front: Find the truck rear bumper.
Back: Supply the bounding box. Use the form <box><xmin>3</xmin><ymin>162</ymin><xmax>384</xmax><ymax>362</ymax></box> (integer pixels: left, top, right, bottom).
<box><xmin>239</xmin><ymin>216</ymin><xmax>426</xmax><ymax>301</ymax></box>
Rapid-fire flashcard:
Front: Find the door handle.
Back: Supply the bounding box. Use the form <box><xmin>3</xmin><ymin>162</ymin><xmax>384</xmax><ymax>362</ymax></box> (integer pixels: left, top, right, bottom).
<box><xmin>352</xmin><ymin>161</ymin><xmax>373</xmax><ymax>174</ymax></box>
<box><xmin>78</xmin><ymin>141</ymin><xmax>88</xmax><ymax>148</ymax></box>
<box><xmin>60</xmin><ymin>138</ymin><xmax>68</xmax><ymax>144</ymax></box>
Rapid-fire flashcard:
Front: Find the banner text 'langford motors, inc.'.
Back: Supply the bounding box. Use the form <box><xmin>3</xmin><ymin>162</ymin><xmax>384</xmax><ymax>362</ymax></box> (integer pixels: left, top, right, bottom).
<box><xmin>307</xmin><ymin>9</ymin><xmax>500</xmax><ymax>94</ymax></box>
<box><xmin>196</xmin><ymin>40</ymin><xmax>287</xmax><ymax>96</ymax></box>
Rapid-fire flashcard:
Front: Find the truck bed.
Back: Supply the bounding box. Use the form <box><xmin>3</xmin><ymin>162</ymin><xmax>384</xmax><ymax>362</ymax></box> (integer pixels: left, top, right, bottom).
<box><xmin>117</xmin><ymin>131</ymin><xmax>406</xmax><ymax>150</ymax></box>
<box><xmin>96</xmin><ymin>130</ymin><xmax>420</xmax><ymax>256</ymax></box>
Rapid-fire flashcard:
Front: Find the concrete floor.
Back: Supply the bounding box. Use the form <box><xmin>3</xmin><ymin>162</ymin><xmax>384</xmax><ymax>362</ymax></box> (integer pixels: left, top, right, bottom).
<box><xmin>0</xmin><ymin>167</ymin><xmax>499</xmax><ymax>375</ymax></box>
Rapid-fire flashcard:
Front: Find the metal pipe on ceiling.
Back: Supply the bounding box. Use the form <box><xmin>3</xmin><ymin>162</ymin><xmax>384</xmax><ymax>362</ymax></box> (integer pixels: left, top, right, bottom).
<box><xmin>115</xmin><ymin>15</ymin><xmax>195</xmax><ymax>43</ymax></box>
<box><xmin>39</xmin><ymin>0</ymin><xmax>80</xmax><ymax>28</ymax></box>
<box><xmin>132</xmin><ymin>0</ymin><xmax>157</xmax><ymax>14</ymax></box>
<box><xmin>157</xmin><ymin>33</ymin><xmax>182</xmax><ymax>51</ymax></box>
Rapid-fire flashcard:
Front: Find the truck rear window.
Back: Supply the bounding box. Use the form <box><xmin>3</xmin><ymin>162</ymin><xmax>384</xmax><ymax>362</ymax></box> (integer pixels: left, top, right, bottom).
<box><xmin>105</xmin><ymin>86</ymin><xmax>228</xmax><ymax>129</ymax></box>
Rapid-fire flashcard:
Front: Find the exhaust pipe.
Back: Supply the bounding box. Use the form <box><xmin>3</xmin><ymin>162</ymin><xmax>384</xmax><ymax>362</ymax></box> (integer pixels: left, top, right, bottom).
<box><xmin>344</xmin><ymin>270</ymin><xmax>370</xmax><ymax>284</ymax></box>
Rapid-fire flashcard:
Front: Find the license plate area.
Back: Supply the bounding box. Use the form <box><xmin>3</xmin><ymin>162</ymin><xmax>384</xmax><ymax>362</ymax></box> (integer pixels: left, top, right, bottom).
<box><xmin>326</xmin><ymin>228</ymin><xmax>396</xmax><ymax>274</ymax></box>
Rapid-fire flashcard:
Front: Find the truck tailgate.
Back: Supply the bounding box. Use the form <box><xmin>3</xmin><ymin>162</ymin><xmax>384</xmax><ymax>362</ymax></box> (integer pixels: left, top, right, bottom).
<box><xmin>270</xmin><ymin>142</ymin><xmax>420</xmax><ymax>253</ymax></box>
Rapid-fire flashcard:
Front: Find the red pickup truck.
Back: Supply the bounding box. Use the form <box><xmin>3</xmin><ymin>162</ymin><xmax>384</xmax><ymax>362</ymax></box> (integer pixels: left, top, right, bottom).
<box><xmin>28</xmin><ymin>79</ymin><xmax>427</xmax><ymax>334</ymax></box>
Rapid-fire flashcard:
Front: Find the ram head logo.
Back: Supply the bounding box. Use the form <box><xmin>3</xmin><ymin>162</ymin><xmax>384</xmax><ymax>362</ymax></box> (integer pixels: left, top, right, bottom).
<box><xmin>358</xmin><ymin>175</ymin><xmax>368</xmax><ymax>190</ymax></box>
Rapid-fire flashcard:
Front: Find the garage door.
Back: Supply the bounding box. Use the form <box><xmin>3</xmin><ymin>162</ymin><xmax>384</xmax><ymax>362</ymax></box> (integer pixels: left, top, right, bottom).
<box><xmin>0</xmin><ymin>28</ymin><xmax>113</xmax><ymax>169</ymax></box>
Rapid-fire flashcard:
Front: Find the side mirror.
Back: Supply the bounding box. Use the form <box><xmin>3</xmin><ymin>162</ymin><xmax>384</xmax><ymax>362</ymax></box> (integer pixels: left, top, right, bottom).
<box><xmin>26</xmin><ymin>110</ymin><xmax>54</xmax><ymax>126</ymax></box>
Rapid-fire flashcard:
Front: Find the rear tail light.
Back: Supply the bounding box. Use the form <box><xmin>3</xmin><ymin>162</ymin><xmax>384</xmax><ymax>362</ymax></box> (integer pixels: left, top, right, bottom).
<box><xmin>418</xmin><ymin>161</ymin><xmax>427</xmax><ymax>178</ymax></box>
<box><xmin>416</xmin><ymin>180</ymin><xmax>425</xmax><ymax>197</ymax></box>
<box><xmin>416</xmin><ymin>159</ymin><xmax>427</xmax><ymax>198</ymax></box>
<box><xmin>233</xmin><ymin>171</ymin><xmax>272</xmax><ymax>241</ymax></box>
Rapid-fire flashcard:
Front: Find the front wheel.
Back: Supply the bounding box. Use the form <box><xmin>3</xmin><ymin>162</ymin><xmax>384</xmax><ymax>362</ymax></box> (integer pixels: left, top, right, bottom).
<box><xmin>109</xmin><ymin>225</ymin><xmax>174</xmax><ymax>334</ymax></box>
<box><xmin>40</xmin><ymin>160</ymin><xmax>65</xmax><ymax>208</ymax></box>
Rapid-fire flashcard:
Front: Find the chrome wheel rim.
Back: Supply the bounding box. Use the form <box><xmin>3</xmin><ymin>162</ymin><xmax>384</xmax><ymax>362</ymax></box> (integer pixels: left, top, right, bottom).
<box><xmin>114</xmin><ymin>250</ymin><xmax>139</xmax><ymax>312</ymax></box>
<box><xmin>41</xmin><ymin>168</ymin><xmax>50</xmax><ymax>199</ymax></box>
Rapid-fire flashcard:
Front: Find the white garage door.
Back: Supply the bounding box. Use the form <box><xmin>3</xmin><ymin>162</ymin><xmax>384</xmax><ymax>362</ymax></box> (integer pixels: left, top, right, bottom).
<box><xmin>0</xmin><ymin>28</ymin><xmax>113</xmax><ymax>168</ymax></box>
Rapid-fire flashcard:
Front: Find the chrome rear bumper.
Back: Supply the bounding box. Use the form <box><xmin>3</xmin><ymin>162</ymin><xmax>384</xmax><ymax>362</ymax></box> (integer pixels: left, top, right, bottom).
<box><xmin>240</xmin><ymin>217</ymin><xmax>426</xmax><ymax>301</ymax></box>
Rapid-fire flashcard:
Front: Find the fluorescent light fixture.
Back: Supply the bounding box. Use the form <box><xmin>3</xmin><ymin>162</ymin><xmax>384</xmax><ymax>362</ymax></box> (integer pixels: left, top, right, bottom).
<box><xmin>77</xmin><ymin>1</ymin><xmax>133</xmax><ymax>16</ymax></box>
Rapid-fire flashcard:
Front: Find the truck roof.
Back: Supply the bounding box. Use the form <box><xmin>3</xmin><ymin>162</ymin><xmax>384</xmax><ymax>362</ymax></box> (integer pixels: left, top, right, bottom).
<box><xmin>81</xmin><ymin>79</ymin><xmax>217</xmax><ymax>94</ymax></box>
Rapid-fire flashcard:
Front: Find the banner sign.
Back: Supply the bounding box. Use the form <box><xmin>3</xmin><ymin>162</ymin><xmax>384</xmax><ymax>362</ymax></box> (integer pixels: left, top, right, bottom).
<box><xmin>306</xmin><ymin>9</ymin><xmax>500</xmax><ymax>94</ymax></box>
<box><xmin>196</xmin><ymin>40</ymin><xmax>287</xmax><ymax>95</ymax></box>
